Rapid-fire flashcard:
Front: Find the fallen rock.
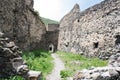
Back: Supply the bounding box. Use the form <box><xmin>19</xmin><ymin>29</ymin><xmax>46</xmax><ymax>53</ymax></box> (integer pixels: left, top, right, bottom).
<box><xmin>6</xmin><ymin>41</ymin><xmax>15</xmax><ymax>48</ymax></box>
<box><xmin>26</xmin><ymin>71</ymin><xmax>42</xmax><ymax>80</ymax></box>
<box><xmin>0</xmin><ymin>32</ymin><xmax>4</xmax><ymax>38</ymax></box>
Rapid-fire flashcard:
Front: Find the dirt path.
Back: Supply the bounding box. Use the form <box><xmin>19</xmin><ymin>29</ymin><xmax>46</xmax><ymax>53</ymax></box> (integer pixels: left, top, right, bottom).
<box><xmin>46</xmin><ymin>53</ymin><xmax>65</xmax><ymax>80</ymax></box>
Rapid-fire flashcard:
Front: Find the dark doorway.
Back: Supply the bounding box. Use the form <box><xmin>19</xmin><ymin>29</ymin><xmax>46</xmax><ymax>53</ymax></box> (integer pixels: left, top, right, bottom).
<box><xmin>115</xmin><ymin>35</ymin><xmax>120</xmax><ymax>45</ymax></box>
<box><xmin>49</xmin><ymin>44</ymin><xmax>54</xmax><ymax>53</ymax></box>
<box><xmin>49</xmin><ymin>47</ymin><xmax>52</xmax><ymax>51</ymax></box>
<box><xmin>93</xmin><ymin>42</ymin><xmax>99</xmax><ymax>49</ymax></box>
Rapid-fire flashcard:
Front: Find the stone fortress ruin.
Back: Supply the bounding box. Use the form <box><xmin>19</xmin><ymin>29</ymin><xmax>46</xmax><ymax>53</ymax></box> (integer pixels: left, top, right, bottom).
<box><xmin>58</xmin><ymin>0</ymin><xmax>120</xmax><ymax>79</ymax></box>
<box><xmin>1</xmin><ymin>0</ymin><xmax>119</xmax><ymax>59</ymax></box>
<box><xmin>0</xmin><ymin>0</ymin><xmax>59</xmax><ymax>52</ymax></box>
<box><xmin>0</xmin><ymin>0</ymin><xmax>120</xmax><ymax>79</ymax></box>
<box><xmin>0</xmin><ymin>0</ymin><xmax>59</xmax><ymax>78</ymax></box>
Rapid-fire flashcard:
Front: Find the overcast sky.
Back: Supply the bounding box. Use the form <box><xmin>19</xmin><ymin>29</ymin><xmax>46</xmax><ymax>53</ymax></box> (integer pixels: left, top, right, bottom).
<box><xmin>34</xmin><ymin>0</ymin><xmax>104</xmax><ymax>21</ymax></box>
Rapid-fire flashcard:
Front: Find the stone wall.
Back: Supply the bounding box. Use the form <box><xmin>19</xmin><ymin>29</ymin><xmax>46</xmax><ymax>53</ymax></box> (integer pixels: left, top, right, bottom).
<box><xmin>58</xmin><ymin>4</ymin><xmax>80</xmax><ymax>52</ymax></box>
<box><xmin>58</xmin><ymin>0</ymin><xmax>120</xmax><ymax>59</ymax></box>
<box><xmin>46</xmin><ymin>24</ymin><xmax>59</xmax><ymax>52</ymax></box>
<box><xmin>0</xmin><ymin>0</ymin><xmax>46</xmax><ymax>51</ymax></box>
<box><xmin>46</xmin><ymin>24</ymin><xmax>59</xmax><ymax>31</ymax></box>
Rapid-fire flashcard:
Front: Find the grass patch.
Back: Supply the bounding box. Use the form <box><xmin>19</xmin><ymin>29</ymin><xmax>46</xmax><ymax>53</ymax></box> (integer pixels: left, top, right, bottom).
<box><xmin>57</xmin><ymin>51</ymin><xmax>108</xmax><ymax>78</ymax></box>
<box><xmin>60</xmin><ymin>70</ymin><xmax>71</xmax><ymax>78</ymax></box>
<box><xmin>9</xmin><ymin>76</ymin><xmax>23</xmax><ymax>80</ymax></box>
<box><xmin>5</xmin><ymin>49</ymin><xmax>53</xmax><ymax>80</ymax></box>
<box><xmin>23</xmin><ymin>49</ymin><xmax>54</xmax><ymax>78</ymax></box>
<box><xmin>0</xmin><ymin>76</ymin><xmax>24</xmax><ymax>80</ymax></box>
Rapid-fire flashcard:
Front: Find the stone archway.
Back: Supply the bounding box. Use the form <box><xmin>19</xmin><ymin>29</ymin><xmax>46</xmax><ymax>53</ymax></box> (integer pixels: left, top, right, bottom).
<box><xmin>49</xmin><ymin>44</ymin><xmax>55</xmax><ymax>53</ymax></box>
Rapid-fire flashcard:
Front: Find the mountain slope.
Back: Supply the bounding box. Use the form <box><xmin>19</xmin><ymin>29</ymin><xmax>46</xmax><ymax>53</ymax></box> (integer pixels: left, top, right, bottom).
<box><xmin>41</xmin><ymin>17</ymin><xmax>59</xmax><ymax>25</ymax></box>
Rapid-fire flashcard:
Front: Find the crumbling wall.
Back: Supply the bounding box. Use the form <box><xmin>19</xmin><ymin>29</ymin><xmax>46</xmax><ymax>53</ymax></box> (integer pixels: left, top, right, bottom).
<box><xmin>58</xmin><ymin>4</ymin><xmax>80</xmax><ymax>52</ymax></box>
<box><xmin>0</xmin><ymin>32</ymin><xmax>28</xmax><ymax>78</ymax></box>
<box><xmin>0</xmin><ymin>0</ymin><xmax>46</xmax><ymax>51</ymax></box>
<box><xmin>0</xmin><ymin>32</ymin><xmax>42</xmax><ymax>79</ymax></box>
<box><xmin>58</xmin><ymin>0</ymin><xmax>120</xmax><ymax>59</ymax></box>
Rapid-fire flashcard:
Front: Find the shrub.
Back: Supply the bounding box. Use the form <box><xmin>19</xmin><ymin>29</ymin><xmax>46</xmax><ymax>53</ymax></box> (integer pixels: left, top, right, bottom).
<box><xmin>60</xmin><ymin>70</ymin><xmax>71</xmax><ymax>78</ymax></box>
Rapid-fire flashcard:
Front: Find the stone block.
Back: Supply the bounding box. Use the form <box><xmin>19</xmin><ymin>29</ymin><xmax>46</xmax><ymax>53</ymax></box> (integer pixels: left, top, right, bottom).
<box><xmin>6</xmin><ymin>41</ymin><xmax>15</xmax><ymax>48</ymax></box>
<box><xmin>26</xmin><ymin>71</ymin><xmax>42</xmax><ymax>80</ymax></box>
<box><xmin>0</xmin><ymin>32</ymin><xmax>4</xmax><ymax>38</ymax></box>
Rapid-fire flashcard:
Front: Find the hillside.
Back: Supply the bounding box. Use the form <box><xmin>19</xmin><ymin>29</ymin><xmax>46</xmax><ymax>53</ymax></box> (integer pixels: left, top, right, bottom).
<box><xmin>41</xmin><ymin>17</ymin><xmax>59</xmax><ymax>25</ymax></box>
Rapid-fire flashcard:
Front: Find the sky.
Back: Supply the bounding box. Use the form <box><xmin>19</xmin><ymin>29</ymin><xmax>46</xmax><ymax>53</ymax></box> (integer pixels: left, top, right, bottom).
<box><xmin>34</xmin><ymin>0</ymin><xmax>104</xmax><ymax>21</ymax></box>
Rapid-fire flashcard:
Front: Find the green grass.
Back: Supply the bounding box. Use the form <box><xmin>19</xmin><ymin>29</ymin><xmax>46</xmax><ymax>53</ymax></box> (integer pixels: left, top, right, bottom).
<box><xmin>23</xmin><ymin>49</ymin><xmax>54</xmax><ymax>77</ymax></box>
<box><xmin>4</xmin><ymin>49</ymin><xmax>54</xmax><ymax>80</ymax></box>
<box><xmin>9</xmin><ymin>76</ymin><xmax>24</xmax><ymax>80</ymax></box>
<box><xmin>0</xmin><ymin>76</ymin><xmax>24</xmax><ymax>80</ymax></box>
<box><xmin>60</xmin><ymin>70</ymin><xmax>71</xmax><ymax>78</ymax></box>
<box><xmin>57</xmin><ymin>51</ymin><xmax>108</xmax><ymax>78</ymax></box>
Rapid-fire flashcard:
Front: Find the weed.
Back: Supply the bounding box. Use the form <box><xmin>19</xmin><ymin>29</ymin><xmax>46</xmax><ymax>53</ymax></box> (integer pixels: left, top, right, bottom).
<box><xmin>60</xmin><ymin>70</ymin><xmax>71</xmax><ymax>78</ymax></box>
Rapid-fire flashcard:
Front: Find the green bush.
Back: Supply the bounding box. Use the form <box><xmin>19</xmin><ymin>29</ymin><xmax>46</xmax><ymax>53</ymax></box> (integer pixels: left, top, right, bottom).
<box><xmin>60</xmin><ymin>70</ymin><xmax>71</xmax><ymax>78</ymax></box>
<box><xmin>9</xmin><ymin>76</ymin><xmax>24</xmax><ymax>80</ymax></box>
<box><xmin>1</xmin><ymin>76</ymin><xmax>24</xmax><ymax>80</ymax></box>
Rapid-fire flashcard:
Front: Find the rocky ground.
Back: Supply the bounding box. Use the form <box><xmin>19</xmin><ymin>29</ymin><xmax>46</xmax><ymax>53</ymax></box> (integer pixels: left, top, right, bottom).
<box><xmin>73</xmin><ymin>52</ymin><xmax>120</xmax><ymax>80</ymax></box>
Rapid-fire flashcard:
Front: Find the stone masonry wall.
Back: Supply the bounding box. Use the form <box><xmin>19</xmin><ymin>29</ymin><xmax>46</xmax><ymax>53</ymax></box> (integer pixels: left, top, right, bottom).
<box><xmin>46</xmin><ymin>24</ymin><xmax>59</xmax><ymax>31</ymax></box>
<box><xmin>46</xmin><ymin>31</ymin><xmax>59</xmax><ymax>52</ymax></box>
<box><xmin>46</xmin><ymin>24</ymin><xmax>59</xmax><ymax>52</ymax></box>
<box><xmin>0</xmin><ymin>0</ymin><xmax>46</xmax><ymax>51</ymax></box>
<box><xmin>58</xmin><ymin>4</ymin><xmax>80</xmax><ymax>52</ymax></box>
<box><xmin>58</xmin><ymin>0</ymin><xmax>120</xmax><ymax>59</ymax></box>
